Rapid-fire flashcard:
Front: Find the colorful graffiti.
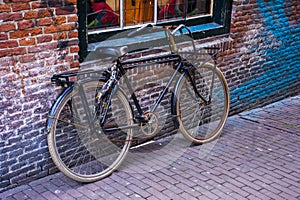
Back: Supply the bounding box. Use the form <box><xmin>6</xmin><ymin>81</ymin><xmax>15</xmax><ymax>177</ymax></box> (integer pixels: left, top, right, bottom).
<box><xmin>230</xmin><ymin>0</ymin><xmax>300</xmax><ymax>111</ymax></box>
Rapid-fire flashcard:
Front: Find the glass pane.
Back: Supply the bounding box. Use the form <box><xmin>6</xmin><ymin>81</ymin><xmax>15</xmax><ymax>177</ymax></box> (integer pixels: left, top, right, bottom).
<box><xmin>158</xmin><ymin>0</ymin><xmax>211</xmax><ymax>21</ymax></box>
<box><xmin>87</xmin><ymin>0</ymin><xmax>120</xmax><ymax>30</ymax></box>
<box><xmin>124</xmin><ymin>0</ymin><xmax>154</xmax><ymax>25</ymax></box>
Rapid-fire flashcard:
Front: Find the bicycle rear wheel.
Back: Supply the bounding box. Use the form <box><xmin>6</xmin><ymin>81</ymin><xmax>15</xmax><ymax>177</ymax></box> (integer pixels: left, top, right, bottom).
<box><xmin>176</xmin><ymin>63</ymin><xmax>230</xmax><ymax>144</ymax></box>
<box><xmin>47</xmin><ymin>79</ymin><xmax>133</xmax><ymax>182</ymax></box>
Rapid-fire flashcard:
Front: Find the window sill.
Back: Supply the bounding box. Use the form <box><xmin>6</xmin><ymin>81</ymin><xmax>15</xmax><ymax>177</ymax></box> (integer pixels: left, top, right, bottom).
<box><xmin>88</xmin><ymin>22</ymin><xmax>225</xmax><ymax>52</ymax></box>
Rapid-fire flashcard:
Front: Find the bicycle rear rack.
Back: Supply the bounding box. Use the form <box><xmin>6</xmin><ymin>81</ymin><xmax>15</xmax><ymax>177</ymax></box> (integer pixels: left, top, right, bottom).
<box><xmin>51</xmin><ymin>70</ymin><xmax>106</xmax><ymax>88</ymax></box>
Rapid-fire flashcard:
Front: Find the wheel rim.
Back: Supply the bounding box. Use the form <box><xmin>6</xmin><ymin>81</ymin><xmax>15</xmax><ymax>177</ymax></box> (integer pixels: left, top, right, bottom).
<box><xmin>178</xmin><ymin>64</ymin><xmax>229</xmax><ymax>143</ymax></box>
<box><xmin>48</xmin><ymin>81</ymin><xmax>132</xmax><ymax>181</ymax></box>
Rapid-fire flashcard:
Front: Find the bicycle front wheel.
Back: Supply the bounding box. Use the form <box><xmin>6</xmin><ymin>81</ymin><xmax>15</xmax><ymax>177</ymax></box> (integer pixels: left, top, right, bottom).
<box><xmin>176</xmin><ymin>63</ymin><xmax>230</xmax><ymax>144</ymax></box>
<box><xmin>47</xmin><ymin>79</ymin><xmax>133</xmax><ymax>182</ymax></box>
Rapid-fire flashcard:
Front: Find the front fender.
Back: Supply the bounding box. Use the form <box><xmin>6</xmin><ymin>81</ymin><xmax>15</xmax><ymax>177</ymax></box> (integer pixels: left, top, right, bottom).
<box><xmin>45</xmin><ymin>85</ymin><xmax>74</xmax><ymax>134</ymax></box>
<box><xmin>171</xmin><ymin>72</ymin><xmax>186</xmax><ymax>128</ymax></box>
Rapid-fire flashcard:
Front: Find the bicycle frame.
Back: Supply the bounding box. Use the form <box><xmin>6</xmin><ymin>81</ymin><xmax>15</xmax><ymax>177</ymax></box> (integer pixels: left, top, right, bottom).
<box><xmin>97</xmin><ymin>26</ymin><xmax>221</xmax><ymax>130</ymax></box>
<box><xmin>101</xmin><ymin>50</ymin><xmax>215</xmax><ymax>130</ymax></box>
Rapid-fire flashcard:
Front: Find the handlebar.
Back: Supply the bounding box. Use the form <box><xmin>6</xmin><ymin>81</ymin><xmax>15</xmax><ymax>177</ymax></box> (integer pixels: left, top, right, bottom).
<box><xmin>127</xmin><ymin>24</ymin><xmax>153</xmax><ymax>37</ymax></box>
<box><xmin>127</xmin><ymin>24</ymin><xmax>193</xmax><ymax>38</ymax></box>
<box><xmin>171</xmin><ymin>24</ymin><xmax>193</xmax><ymax>38</ymax></box>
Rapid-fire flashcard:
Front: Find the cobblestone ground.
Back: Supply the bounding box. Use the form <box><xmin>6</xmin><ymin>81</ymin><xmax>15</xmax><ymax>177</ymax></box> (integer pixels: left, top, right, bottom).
<box><xmin>1</xmin><ymin>95</ymin><xmax>299</xmax><ymax>200</ymax></box>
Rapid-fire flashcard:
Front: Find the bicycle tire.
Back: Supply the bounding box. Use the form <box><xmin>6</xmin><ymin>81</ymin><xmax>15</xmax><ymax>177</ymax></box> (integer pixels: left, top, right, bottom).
<box><xmin>176</xmin><ymin>63</ymin><xmax>230</xmax><ymax>144</ymax></box>
<box><xmin>47</xmin><ymin>79</ymin><xmax>133</xmax><ymax>182</ymax></box>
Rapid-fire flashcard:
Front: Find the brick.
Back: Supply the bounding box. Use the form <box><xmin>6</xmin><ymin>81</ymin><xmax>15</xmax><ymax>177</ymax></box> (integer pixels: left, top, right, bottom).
<box><xmin>37</xmin><ymin>18</ymin><xmax>54</xmax><ymax>26</ymax></box>
<box><xmin>24</xmin><ymin>9</ymin><xmax>52</xmax><ymax>19</ymax></box>
<box><xmin>13</xmin><ymin>191</ymin><xmax>29</xmax><ymax>200</ymax></box>
<box><xmin>12</xmin><ymin>3</ymin><xmax>30</xmax><ymax>12</ymax></box>
<box><xmin>146</xmin><ymin>187</ymin><xmax>169</xmax><ymax>199</ymax></box>
<box><xmin>31</xmin><ymin>2</ymin><xmax>47</xmax><ymax>9</ymax></box>
<box><xmin>67</xmin><ymin>15</ymin><xmax>78</xmax><ymax>22</ymax></box>
<box><xmin>17</xmin><ymin>20</ymin><xmax>34</xmax><ymax>30</ymax></box>
<box><xmin>23</xmin><ymin>11</ymin><xmax>38</xmax><ymax>19</ymax></box>
<box><xmin>242</xmin><ymin>186</ymin><xmax>269</xmax><ymax>200</ymax></box>
<box><xmin>23</xmin><ymin>189</ymin><xmax>45</xmax><ymax>199</ymax></box>
<box><xmin>54</xmin><ymin>32</ymin><xmax>67</xmax><ymax>40</ymax></box>
<box><xmin>126</xmin><ymin>184</ymin><xmax>151</xmax><ymax>198</ymax></box>
<box><xmin>68</xmin><ymin>31</ymin><xmax>78</xmax><ymax>39</ymax></box>
<box><xmin>0</xmin><ymin>33</ymin><xmax>8</xmax><ymax>40</ymax></box>
<box><xmin>10</xmin><ymin>28</ymin><xmax>42</xmax><ymax>39</ymax></box>
<box><xmin>27</xmin><ymin>42</ymin><xmax>57</xmax><ymax>53</ymax></box>
<box><xmin>0</xmin><ymin>180</ymin><xmax>10</xmax><ymax>190</ymax></box>
<box><xmin>111</xmin><ymin>191</ymin><xmax>129</xmax><ymax>199</ymax></box>
<box><xmin>0</xmin><ymin>23</ymin><xmax>16</xmax><ymax>32</ymax></box>
<box><xmin>179</xmin><ymin>191</ymin><xmax>198</xmax><ymax>199</ymax></box>
<box><xmin>19</xmin><ymin>38</ymin><xmax>35</xmax><ymax>46</ymax></box>
<box><xmin>55</xmin><ymin>16</ymin><xmax>66</xmax><ymax>25</ymax></box>
<box><xmin>0</xmin><ymin>4</ymin><xmax>11</xmax><ymax>13</ymax></box>
<box><xmin>0</xmin><ymin>40</ymin><xmax>18</xmax><ymax>48</ymax></box>
<box><xmin>0</xmin><ymin>12</ymin><xmax>23</xmax><ymax>22</ymax></box>
<box><xmin>59</xmin><ymin>23</ymin><xmax>75</xmax><ymax>31</ymax></box>
<box><xmin>69</xmin><ymin>46</ymin><xmax>79</xmax><ymax>54</ymax></box>
<box><xmin>44</xmin><ymin>25</ymin><xmax>59</xmax><ymax>34</ymax></box>
<box><xmin>41</xmin><ymin>191</ymin><xmax>61</xmax><ymax>200</ymax></box>
<box><xmin>11</xmin><ymin>47</ymin><xmax>26</xmax><ymax>56</ymax></box>
<box><xmin>37</xmin><ymin>35</ymin><xmax>53</xmax><ymax>44</ymax></box>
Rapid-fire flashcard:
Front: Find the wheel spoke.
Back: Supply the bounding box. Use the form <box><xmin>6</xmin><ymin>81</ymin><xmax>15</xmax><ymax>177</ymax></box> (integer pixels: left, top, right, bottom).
<box><xmin>177</xmin><ymin>64</ymin><xmax>229</xmax><ymax>143</ymax></box>
<box><xmin>48</xmin><ymin>80</ymin><xmax>133</xmax><ymax>182</ymax></box>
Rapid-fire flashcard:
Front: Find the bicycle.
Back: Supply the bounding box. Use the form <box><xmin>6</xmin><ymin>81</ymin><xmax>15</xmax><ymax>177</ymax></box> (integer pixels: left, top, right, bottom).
<box><xmin>46</xmin><ymin>24</ymin><xmax>230</xmax><ymax>182</ymax></box>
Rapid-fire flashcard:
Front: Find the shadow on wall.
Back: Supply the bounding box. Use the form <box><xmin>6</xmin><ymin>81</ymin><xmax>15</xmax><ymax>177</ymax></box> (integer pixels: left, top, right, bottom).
<box><xmin>230</xmin><ymin>0</ymin><xmax>300</xmax><ymax>111</ymax></box>
<box><xmin>41</xmin><ymin>0</ymin><xmax>75</xmax><ymax>11</ymax></box>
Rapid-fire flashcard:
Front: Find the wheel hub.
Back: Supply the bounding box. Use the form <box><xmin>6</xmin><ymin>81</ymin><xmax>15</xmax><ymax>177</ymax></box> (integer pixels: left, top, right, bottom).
<box><xmin>140</xmin><ymin>112</ymin><xmax>159</xmax><ymax>137</ymax></box>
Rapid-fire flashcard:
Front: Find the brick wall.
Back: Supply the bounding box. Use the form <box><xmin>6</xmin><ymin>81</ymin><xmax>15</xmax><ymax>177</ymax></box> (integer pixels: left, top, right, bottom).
<box><xmin>0</xmin><ymin>0</ymin><xmax>299</xmax><ymax>192</ymax></box>
<box><xmin>224</xmin><ymin>0</ymin><xmax>300</xmax><ymax>114</ymax></box>
<box><xmin>0</xmin><ymin>0</ymin><xmax>79</xmax><ymax>191</ymax></box>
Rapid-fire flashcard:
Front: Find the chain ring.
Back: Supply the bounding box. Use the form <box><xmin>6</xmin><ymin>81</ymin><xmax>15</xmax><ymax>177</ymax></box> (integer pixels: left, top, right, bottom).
<box><xmin>140</xmin><ymin>112</ymin><xmax>159</xmax><ymax>137</ymax></box>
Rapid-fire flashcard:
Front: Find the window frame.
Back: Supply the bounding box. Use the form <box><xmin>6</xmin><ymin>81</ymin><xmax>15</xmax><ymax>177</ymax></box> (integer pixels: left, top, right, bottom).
<box><xmin>77</xmin><ymin>0</ymin><xmax>232</xmax><ymax>62</ymax></box>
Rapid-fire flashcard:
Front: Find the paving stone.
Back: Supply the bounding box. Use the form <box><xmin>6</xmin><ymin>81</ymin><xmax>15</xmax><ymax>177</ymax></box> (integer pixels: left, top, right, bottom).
<box><xmin>66</xmin><ymin>188</ymin><xmax>84</xmax><ymax>198</ymax></box>
<box><xmin>145</xmin><ymin>187</ymin><xmax>168</xmax><ymax>199</ymax></box>
<box><xmin>178</xmin><ymin>191</ymin><xmax>198</xmax><ymax>199</ymax></box>
<box><xmin>40</xmin><ymin>191</ymin><xmax>61</xmax><ymax>200</ymax></box>
<box><xmin>126</xmin><ymin>184</ymin><xmax>151</xmax><ymax>198</ymax></box>
<box><xmin>56</xmin><ymin>193</ymin><xmax>76</xmax><ymax>200</ymax></box>
<box><xmin>146</xmin><ymin>195</ymin><xmax>161</xmax><ymax>200</ymax></box>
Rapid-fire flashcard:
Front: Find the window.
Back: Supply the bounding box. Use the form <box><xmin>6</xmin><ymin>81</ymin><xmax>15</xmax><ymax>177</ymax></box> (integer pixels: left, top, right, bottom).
<box><xmin>78</xmin><ymin>0</ymin><xmax>232</xmax><ymax>61</ymax></box>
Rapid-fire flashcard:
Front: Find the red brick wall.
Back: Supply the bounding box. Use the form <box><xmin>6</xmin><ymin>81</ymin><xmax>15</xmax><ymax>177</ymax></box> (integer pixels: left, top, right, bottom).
<box><xmin>0</xmin><ymin>0</ymin><xmax>79</xmax><ymax>191</ymax></box>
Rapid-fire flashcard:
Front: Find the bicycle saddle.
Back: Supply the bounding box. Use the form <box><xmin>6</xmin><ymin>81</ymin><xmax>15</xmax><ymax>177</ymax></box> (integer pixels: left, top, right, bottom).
<box><xmin>87</xmin><ymin>46</ymin><xmax>128</xmax><ymax>61</ymax></box>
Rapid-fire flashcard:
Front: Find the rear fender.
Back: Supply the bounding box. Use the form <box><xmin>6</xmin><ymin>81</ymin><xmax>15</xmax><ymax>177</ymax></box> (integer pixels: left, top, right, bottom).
<box><xmin>45</xmin><ymin>85</ymin><xmax>74</xmax><ymax>134</ymax></box>
<box><xmin>45</xmin><ymin>76</ymin><xmax>109</xmax><ymax>133</ymax></box>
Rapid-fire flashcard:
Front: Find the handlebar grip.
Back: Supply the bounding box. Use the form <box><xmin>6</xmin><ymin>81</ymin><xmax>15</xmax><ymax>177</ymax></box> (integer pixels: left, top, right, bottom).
<box><xmin>127</xmin><ymin>24</ymin><xmax>153</xmax><ymax>37</ymax></box>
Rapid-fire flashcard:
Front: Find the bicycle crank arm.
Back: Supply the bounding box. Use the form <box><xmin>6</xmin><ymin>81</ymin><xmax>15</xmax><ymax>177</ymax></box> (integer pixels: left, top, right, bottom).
<box><xmin>102</xmin><ymin>124</ymin><xmax>139</xmax><ymax>132</ymax></box>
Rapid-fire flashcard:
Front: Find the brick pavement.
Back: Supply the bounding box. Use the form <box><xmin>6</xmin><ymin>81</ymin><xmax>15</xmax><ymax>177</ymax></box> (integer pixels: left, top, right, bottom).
<box><xmin>1</xmin><ymin>95</ymin><xmax>299</xmax><ymax>200</ymax></box>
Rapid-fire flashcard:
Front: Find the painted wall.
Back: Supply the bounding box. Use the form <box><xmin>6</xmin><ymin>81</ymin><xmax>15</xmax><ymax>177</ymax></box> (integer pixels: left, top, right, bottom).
<box><xmin>227</xmin><ymin>0</ymin><xmax>300</xmax><ymax>113</ymax></box>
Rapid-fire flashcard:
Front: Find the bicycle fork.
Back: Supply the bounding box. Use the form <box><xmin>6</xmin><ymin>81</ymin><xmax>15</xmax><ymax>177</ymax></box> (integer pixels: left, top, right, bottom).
<box><xmin>185</xmin><ymin>67</ymin><xmax>211</xmax><ymax>105</ymax></box>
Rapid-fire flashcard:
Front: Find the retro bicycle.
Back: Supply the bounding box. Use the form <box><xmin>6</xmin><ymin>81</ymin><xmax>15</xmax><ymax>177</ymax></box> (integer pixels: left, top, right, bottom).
<box><xmin>46</xmin><ymin>24</ymin><xmax>230</xmax><ymax>182</ymax></box>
